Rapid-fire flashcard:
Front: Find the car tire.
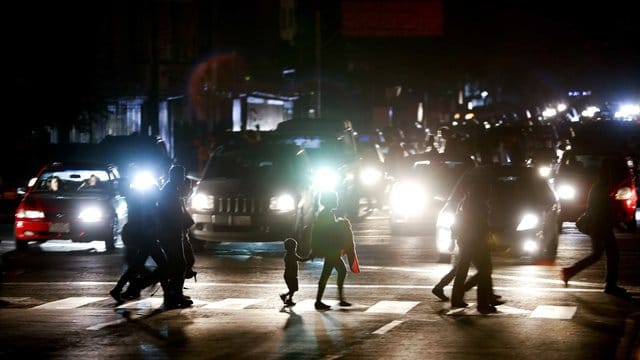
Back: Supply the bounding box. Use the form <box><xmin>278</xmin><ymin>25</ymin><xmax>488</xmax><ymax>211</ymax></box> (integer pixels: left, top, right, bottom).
<box><xmin>15</xmin><ymin>239</ymin><xmax>29</xmax><ymax>251</ymax></box>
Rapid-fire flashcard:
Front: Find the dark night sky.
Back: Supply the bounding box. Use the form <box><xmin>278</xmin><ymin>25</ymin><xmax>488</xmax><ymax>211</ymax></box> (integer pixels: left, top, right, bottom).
<box><xmin>4</xmin><ymin>0</ymin><xmax>639</xmax><ymax>117</ymax></box>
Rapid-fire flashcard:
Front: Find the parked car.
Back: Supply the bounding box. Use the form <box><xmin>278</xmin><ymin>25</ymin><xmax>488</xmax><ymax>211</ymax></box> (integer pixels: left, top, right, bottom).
<box><xmin>554</xmin><ymin>147</ymin><xmax>637</xmax><ymax>232</ymax></box>
<box><xmin>435</xmin><ymin>164</ymin><xmax>560</xmax><ymax>263</ymax></box>
<box><xmin>14</xmin><ymin>161</ymin><xmax>128</xmax><ymax>251</ymax></box>
<box><xmin>389</xmin><ymin>151</ymin><xmax>475</xmax><ymax>234</ymax></box>
<box><xmin>187</xmin><ymin>139</ymin><xmax>317</xmax><ymax>251</ymax></box>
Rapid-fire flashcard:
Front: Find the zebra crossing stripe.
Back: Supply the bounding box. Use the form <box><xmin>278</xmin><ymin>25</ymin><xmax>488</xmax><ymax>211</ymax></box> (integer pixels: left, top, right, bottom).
<box><xmin>373</xmin><ymin>320</ymin><xmax>404</xmax><ymax>335</ymax></box>
<box><xmin>530</xmin><ymin>305</ymin><xmax>577</xmax><ymax>319</ymax></box>
<box><xmin>202</xmin><ymin>298</ymin><xmax>262</xmax><ymax>309</ymax></box>
<box><xmin>365</xmin><ymin>300</ymin><xmax>419</xmax><ymax>314</ymax></box>
<box><xmin>31</xmin><ymin>297</ymin><xmax>109</xmax><ymax>309</ymax></box>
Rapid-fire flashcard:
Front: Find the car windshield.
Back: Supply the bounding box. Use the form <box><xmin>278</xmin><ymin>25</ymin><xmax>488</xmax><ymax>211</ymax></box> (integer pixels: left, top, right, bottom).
<box><xmin>203</xmin><ymin>147</ymin><xmax>295</xmax><ymax>179</ymax></box>
<box><xmin>33</xmin><ymin>170</ymin><xmax>111</xmax><ymax>194</ymax></box>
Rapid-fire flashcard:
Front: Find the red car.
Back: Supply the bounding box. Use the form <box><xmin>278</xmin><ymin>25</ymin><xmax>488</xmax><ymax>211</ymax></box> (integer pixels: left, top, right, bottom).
<box><xmin>14</xmin><ymin>162</ymin><xmax>128</xmax><ymax>251</ymax></box>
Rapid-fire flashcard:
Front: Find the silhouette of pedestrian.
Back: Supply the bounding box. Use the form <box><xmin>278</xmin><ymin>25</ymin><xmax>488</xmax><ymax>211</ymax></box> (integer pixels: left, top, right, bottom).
<box><xmin>157</xmin><ymin>165</ymin><xmax>194</xmax><ymax>309</ymax></box>
<box><xmin>279</xmin><ymin>238</ymin><xmax>310</xmax><ymax>307</ymax></box>
<box><xmin>561</xmin><ymin>158</ymin><xmax>630</xmax><ymax>297</ymax></box>
<box><xmin>110</xmin><ymin>165</ymin><xmax>169</xmax><ymax>303</ymax></box>
<box><xmin>311</xmin><ymin>191</ymin><xmax>354</xmax><ymax>310</ymax></box>
<box><xmin>448</xmin><ymin>176</ymin><xmax>498</xmax><ymax>314</ymax></box>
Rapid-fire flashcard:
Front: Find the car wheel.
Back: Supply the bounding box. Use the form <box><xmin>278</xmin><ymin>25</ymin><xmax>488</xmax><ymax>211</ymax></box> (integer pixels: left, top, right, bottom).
<box><xmin>15</xmin><ymin>239</ymin><xmax>29</xmax><ymax>251</ymax></box>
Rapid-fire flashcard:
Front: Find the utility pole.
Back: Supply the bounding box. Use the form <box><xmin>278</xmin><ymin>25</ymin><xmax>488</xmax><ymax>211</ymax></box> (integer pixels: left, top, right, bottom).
<box><xmin>315</xmin><ymin>10</ymin><xmax>322</xmax><ymax>119</ymax></box>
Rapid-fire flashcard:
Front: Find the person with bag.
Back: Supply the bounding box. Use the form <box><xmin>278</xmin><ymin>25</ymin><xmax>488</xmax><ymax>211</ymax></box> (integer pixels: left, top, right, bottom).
<box><xmin>561</xmin><ymin>158</ymin><xmax>629</xmax><ymax>297</ymax></box>
<box><xmin>310</xmin><ymin>191</ymin><xmax>356</xmax><ymax>310</ymax></box>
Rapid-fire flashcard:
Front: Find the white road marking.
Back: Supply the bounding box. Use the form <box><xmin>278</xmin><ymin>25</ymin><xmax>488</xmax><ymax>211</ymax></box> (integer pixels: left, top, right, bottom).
<box><xmin>86</xmin><ymin>318</ymin><xmax>128</xmax><ymax>331</ymax></box>
<box><xmin>31</xmin><ymin>297</ymin><xmax>109</xmax><ymax>309</ymax></box>
<box><xmin>530</xmin><ymin>305</ymin><xmax>577</xmax><ymax>319</ymax></box>
<box><xmin>202</xmin><ymin>298</ymin><xmax>262</xmax><ymax>309</ymax></box>
<box><xmin>365</xmin><ymin>300</ymin><xmax>419</xmax><ymax>314</ymax></box>
<box><xmin>372</xmin><ymin>320</ymin><xmax>404</xmax><ymax>334</ymax></box>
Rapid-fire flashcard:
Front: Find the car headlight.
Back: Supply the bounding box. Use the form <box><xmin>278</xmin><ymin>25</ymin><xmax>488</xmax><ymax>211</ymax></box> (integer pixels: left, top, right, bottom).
<box><xmin>517</xmin><ymin>213</ymin><xmax>539</xmax><ymax>231</ymax></box>
<box><xmin>130</xmin><ymin>170</ymin><xmax>158</xmax><ymax>190</ymax></box>
<box><xmin>313</xmin><ymin>167</ymin><xmax>339</xmax><ymax>191</ymax></box>
<box><xmin>270</xmin><ymin>193</ymin><xmax>296</xmax><ymax>212</ymax></box>
<box><xmin>78</xmin><ymin>207</ymin><xmax>103</xmax><ymax>222</ymax></box>
<box><xmin>538</xmin><ymin>166</ymin><xmax>552</xmax><ymax>178</ymax></box>
<box><xmin>436</xmin><ymin>210</ymin><xmax>455</xmax><ymax>228</ymax></box>
<box><xmin>615</xmin><ymin>186</ymin><xmax>634</xmax><ymax>200</ymax></box>
<box><xmin>389</xmin><ymin>181</ymin><xmax>426</xmax><ymax>215</ymax></box>
<box><xmin>191</xmin><ymin>193</ymin><xmax>213</xmax><ymax>211</ymax></box>
<box><xmin>15</xmin><ymin>209</ymin><xmax>45</xmax><ymax>219</ymax></box>
<box><xmin>556</xmin><ymin>183</ymin><xmax>576</xmax><ymax>200</ymax></box>
<box><xmin>360</xmin><ymin>167</ymin><xmax>383</xmax><ymax>186</ymax></box>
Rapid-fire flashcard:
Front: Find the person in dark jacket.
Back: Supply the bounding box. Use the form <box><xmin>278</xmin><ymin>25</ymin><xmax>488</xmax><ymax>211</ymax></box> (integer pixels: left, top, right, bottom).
<box><xmin>311</xmin><ymin>191</ymin><xmax>353</xmax><ymax>310</ymax></box>
<box><xmin>561</xmin><ymin>158</ymin><xmax>629</xmax><ymax>297</ymax></box>
<box><xmin>157</xmin><ymin>165</ymin><xmax>194</xmax><ymax>309</ymax></box>
<box><xmin>110</xmin><ymin>167</ymin><xmax>168</xmax><ymax>303</ymax></box>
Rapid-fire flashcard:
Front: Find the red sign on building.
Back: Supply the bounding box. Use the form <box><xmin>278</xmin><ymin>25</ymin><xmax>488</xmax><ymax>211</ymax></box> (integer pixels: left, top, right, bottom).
<box><xmin>341</xmin><ymin>0</ymin><xmax>443</xmax><ymax>37</ymax></box>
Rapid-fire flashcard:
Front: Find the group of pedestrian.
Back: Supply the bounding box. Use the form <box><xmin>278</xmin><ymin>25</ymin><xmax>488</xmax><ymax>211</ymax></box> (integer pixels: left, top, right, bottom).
<box><xmin>431</xmin><ymin>157</ymin><xmax>630</xmax><ymax>313</ymax></box>
<box><xmin>279</xmin><ymin>191</ymin><xmax>360</xmax><ymax>311</ymax></box>
<box><xmin>110</xmin><ymin>164</ymin><xmax>198</xmax><ymax>310</ymax></box>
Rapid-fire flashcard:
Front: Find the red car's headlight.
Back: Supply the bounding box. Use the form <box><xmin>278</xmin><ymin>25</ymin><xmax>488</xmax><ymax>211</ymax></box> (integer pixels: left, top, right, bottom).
<box><xmin>615</xmin><ymin>186</ymin><xmax>634</xmax><ymax>201</ymax></box>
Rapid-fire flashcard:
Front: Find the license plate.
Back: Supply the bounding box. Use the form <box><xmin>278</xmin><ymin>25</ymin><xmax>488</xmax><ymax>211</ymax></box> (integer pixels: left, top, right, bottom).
<box><xmin>49</xmin><ymin>222</ymin><xmax>70</xmax><ymax>233</ymax></box>
<box><xmin>232</xmin><ymin>216</ymin><xmax>251</xmax><ymax>226</ymax></box>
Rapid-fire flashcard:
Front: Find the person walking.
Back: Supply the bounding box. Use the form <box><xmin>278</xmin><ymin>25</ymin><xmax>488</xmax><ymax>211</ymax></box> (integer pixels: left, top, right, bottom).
<box><xmin>448</xmin><ymin>176</ymin><xmax>498</xmax><ymax>314</ymax></box>
<box><xmin>561</xmin><ymin>158</ymin><xmax>629</xmax><ymax>297</ymax></box>
<box><xmin>157</xmin><ymin>165</ymin><xmax>194</xmax><ymax>309</ymax></box>
<box><xmin>110</xmin><ymin>167</ymin><xmax>169</xmax><ymax>303</ymax></box>
<box><xmin>279</xmin><ymin>238</ymin><xmax>310</xmax><ymax>307</ymax></box>
<box><xmin>311</xmin><ymin>191</ymin><xmax>354</xmax><ymax>311</ymax></box>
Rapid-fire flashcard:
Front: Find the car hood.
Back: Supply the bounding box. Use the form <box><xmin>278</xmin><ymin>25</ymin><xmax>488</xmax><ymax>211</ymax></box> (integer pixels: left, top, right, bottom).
<box><xmin>195</xmin><ymin>176</ymin><xmax>299</xmax><ymax>197</ymax></box>
<box><xmin>22</xmin><ymin>192</ymin><xmax>112</xmax><ymax>213</ymax></box>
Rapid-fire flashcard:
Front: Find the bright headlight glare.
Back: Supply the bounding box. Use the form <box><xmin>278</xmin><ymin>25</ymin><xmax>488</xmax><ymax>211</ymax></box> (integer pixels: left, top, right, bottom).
<box><xmin>436</xmin><ymin>229</ymin><xmax>454</xmax><ymax>253</ymax></box>
<box><xmin>130</xmin><ymin>171</ymin><xmax>157</xmax><ymax>190</ymax></box>
<box><xmin>78</xmin><ymin>207</ymin><xmax>103</xmax><ymax>222</ymax></box>
<box><xmin>436</xmin><ymin>211</ymin><xmax>455</xmax><ymax>228</ymax></box>
<box><xmin>360</xmin><ymin>167</ymin><xmax>382</xmax><ymax>186</ymax></box>
<box><xmin>16</xmin><ymin>209</ymin><xmax>45</xmax><ymax>219</ymax></box>
<box><xmin>517</xmin><ymin>213</ymin><xmax>539</xmax><ymax>231</ymax></box>
<box><xmin>389</xmin><ymin>182</ymin><xmax>426</xmax><ymax>214</ymax></box>
<box><xmin>191</xmin><ymin>193</ymin><xmax>213</xmax><ymax>210</ymax></box>
<box><xmin>270</xmin><ymin>194</ymin><xmax>296</xmax><ymax>212</ymax></box>
<box><xmin>523</xmin><ymin>239</ymin><xmax>539</xmax><ymax>253</ymax></box>
<box><xmin>313</xmin><ymin>167</ymin><xmax>339</xmax><ymax>191</ymax></box>
<box><xmin>615</xmin><ymin>186</ymin><xmax>633</xmax><ymax>200</ymax></box>
<box><xmin>557</xmin><ymin>184</ymin><xmax>575</xmax><ymax>200</ymax></box>
<box><xmin>538</xmin><ymin>166</ymin><xmax>552</xmax><ymax>177</ymax></box>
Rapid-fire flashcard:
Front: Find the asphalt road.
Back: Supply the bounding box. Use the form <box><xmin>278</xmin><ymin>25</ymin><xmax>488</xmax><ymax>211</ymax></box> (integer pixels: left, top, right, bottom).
<box><xmin>0</xmin><ymin>209</ymin><xmax>639</xmax><ymax>359</ymax></box>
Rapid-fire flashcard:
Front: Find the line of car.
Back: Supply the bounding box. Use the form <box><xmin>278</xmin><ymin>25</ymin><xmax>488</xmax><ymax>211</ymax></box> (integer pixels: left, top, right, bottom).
<box><xmin>6</xmin><ymin>121</ymin><xmax>639</xmax><ymax>262</ymax></box>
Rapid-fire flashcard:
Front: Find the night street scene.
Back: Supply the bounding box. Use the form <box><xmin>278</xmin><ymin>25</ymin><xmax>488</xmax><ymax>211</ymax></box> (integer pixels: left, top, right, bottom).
<box><xmin>1</xmin><ymin>0</ymin><xmax>639</xmax><ymax>359</ymax></box>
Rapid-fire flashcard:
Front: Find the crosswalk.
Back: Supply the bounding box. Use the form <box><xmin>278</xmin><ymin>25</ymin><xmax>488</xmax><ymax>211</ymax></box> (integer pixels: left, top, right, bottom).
<box><xmin>0</xmin><ymin>295</ymin><xmax>577</xmax><ymax>320</ymax></box>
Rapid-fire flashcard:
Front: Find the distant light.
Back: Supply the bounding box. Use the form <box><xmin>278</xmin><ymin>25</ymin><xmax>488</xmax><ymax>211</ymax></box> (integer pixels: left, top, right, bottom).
<box><xmin>282</xmin><ymin>68</ymin><xmax>296</xmax><ymax>75</ymax></box>
<box><xmin>453</xmin><ymin>113</ymin><xmax>461</xmax><ymax>120</ymax></box>
<box><xmin>464</xmin><ymin>113</ymin><xmax>475</xmax><ymax>120</ymax></box>
<box><xmin>542</xmin><ymin>108</ymin><xmax>557</xmax><ymax>118</ymax></box>
<box><xmin>525</xmin><ymin>110</ymin><xmax>532</xmax><ymax>119</ymax></box>
<box><xmin>244</xmin><ymin>75</ymin><xmax>251</xmax><ymax>81</ymax></box>
<box><xmin>467</xmin><ymin>102</ymin><xmax>473</xmax><ymax>110</ymax></box>
<box><xmin>614</xmin><ymin>104</ymin><xmax>640</xmax><ymax>120</ymax></box>
<box><xmin>581</xmin><ymin>106</ymin><xmax>600</xmax><ymax>118</ymax></box>
<box><xmin>452</xmin><ymin>121</ymin><xmax>459</xmax><ymax>126</ymax></box>
<box><xmin>481</xmin><ymin>91</ymin><xmax>489</xmax><ymax>98</ymax></box>
<box><xmin>557</xmin><ymin>103</ymin><xmax>567</xmax><ymax>112</ymax></box>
